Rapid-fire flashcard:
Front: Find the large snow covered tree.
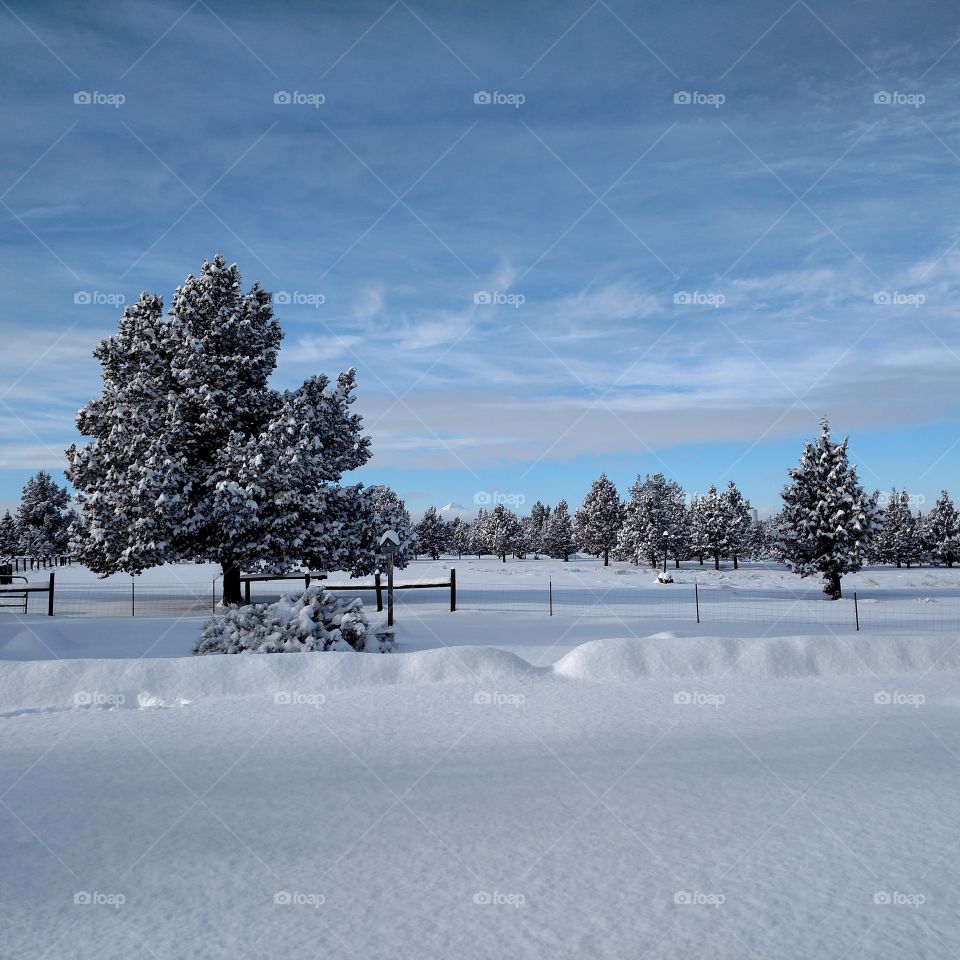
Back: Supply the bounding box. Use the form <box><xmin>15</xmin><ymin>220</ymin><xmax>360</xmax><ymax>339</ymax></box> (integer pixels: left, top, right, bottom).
<box><xmin>543</xmin><ymin>499</ymin><xmax>576</xmax><ymax>560</ymax></box>
<box><xmin>723</xmin><ymin>481</ymin><xmax>753</xmax><ymax>570</ymax></box>
<box><xmin>66</xmin><ymin>256</ymin><xmax>372</xmax><ymax>604</ymax></box>
<box><xmin>779</xmin><ymin>420</ymin><xmax>877</xmax><ymax>599</ymax></box>
<box><xmin>484</xmin><ymin>504</ymin><xmax>521</xmax><ymax>562</ymax></box>
<box><xmin>573</xmin><ymin>473</ymin><xmax>622</xmax><ymax>565</ymax></box>
<box><xmin>690</xmin><ymin>485</ymin><xmax>732</xmax><ymax>570</ymax></box>
<box><xmin>449</xmin><ymin>517</ymin><xmax>471</xmax><ymax>559</ymax></box>
<box><xmin>921</xmin><ymin>490</ymin><xmax>959</xmax><ymax>567</ymax></box>
<box><xmin>15</xmin><ymin>471</ymin><xmax>72</xmax><ymax>558</ymax></box>
<box><xmin>525</xmin><ymin>501</ymin><xmax>550</xmax><ymax>558</ymax></box>
<box><xmin>0</xmin><ymin>511</ymin><xmax>18</xmax><ymax>557</ymax></box>
<box><xmin>617</xmin><ymin>473</ymin><xmax>688</xmax><ymax>571</ymax></box>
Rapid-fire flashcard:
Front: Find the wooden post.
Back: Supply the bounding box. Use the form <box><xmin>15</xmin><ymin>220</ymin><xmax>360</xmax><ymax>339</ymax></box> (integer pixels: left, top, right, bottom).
<box><xmin>244</xmin><ymin>579</ymin><xmax>251</xmax><ymax>605</ymax></box>
<box><xmin>694</xmin><ymin>581</ymin><xmax>700</xmax><ymax>624</ymax></box>
<box><xmin>47</xmin><ymin>572</ymin><xmax>55</xmax><ymax>617</ymax></box>
<box><xmin>549</xmin><ymin>577</ymin><xmax>553</xmax><ymax>616</ymax></box>
<box><xmin>387</xmin><ymin>555</ymin><xmax>395</xmax><ymax>628</ymax></box>
<box><xmin>212</xmin><ymin>579</ymin><xmax>216</xmax><ymax>615</ymax></box>
<box><xmin>375</xmin><ymin>572</ymin><xmax>383</xmax><ymax>611</ymax></box>
<box><xmin>450</xmin><ymin>568</ymin><xmax>456</xmax><ymax>612</ymax></box>
<box><xmin>854</xmin><ymin>591</ymin><xmax>860</xmax><ymax>632</ymax></box>
<box><xmin>131</xmin><ymin>575</ymin><xmax>135</xmax><ymax>617</ymax></box>
<box><xmin>305</xmin><ymin>573</ymin><xmax>311</xmax><ymax>590</ymax></box>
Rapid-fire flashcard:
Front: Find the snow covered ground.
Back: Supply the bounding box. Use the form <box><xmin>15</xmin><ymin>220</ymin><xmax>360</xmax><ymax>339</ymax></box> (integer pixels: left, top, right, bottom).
<box><xmin>2</xmin><ymin>559</ymin><xmax>960</xmax><ymax>957</ymax></box>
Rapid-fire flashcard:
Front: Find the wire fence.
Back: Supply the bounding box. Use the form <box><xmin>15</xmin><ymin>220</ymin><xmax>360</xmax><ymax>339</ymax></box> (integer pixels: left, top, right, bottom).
<box><xmin>5</xmin><ymin>571</ymin><xmax>960</xmax><ymax>633</ymax></box>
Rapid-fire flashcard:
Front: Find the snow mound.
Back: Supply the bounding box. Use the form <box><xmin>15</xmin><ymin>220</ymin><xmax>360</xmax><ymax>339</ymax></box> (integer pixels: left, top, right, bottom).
<box><xmin>0</xmin><ymin>645</ymin><xmax>537</xmax><ymax>715</ymax></box>
<box><xmin>552</xmin><ymin>634</ymin><xmax>960</xmax><ymax>681</ymax></box>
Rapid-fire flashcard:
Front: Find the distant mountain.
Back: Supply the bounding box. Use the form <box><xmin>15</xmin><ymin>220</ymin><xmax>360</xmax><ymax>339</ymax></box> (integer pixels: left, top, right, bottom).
<box><xmin>440</xmin><ymin>501</ymin><xmax>468</xmax><ymax>512</ymax></box>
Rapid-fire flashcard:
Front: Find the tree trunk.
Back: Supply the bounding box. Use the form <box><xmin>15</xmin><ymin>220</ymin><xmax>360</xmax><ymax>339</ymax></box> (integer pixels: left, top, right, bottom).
<box><xmin>221</xmin><ymin>562</ymin><xmax>243</xmax><ymax>607</ymax></box>
<box><xmin>824</xmin><ymin>572</ymin><xmax>842</xmax><ymax>600</ymax></box>
<box><xmin>603</xmin><ymin>548</ymin><xmax>609</xmax><ymax>566</ymax></box>
<box><xmin>896</xmin><ymin>559</ymin><xmax>902</xmax><ymax>569</ymax></box>
<box><xmin>733</xmin><ymin>555</ymin><xmax>739</xmax><ymax>570</ymax></box>
<box><xmin>674</xmin><ymin>557</ymin><xmax>680</xmax><ymax>570</ymax></box>
<box><xmin>713</xmin><ymin>551</ymin><xmax>720</xmax><ymax>571</ymax></box>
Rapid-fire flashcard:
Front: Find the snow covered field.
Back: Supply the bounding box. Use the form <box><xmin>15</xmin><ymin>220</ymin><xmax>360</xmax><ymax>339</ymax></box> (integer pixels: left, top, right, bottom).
<box><xmin>3</xmin><ymin>560</ymin><xmax>960</xmax><ymax>957</ymax></box>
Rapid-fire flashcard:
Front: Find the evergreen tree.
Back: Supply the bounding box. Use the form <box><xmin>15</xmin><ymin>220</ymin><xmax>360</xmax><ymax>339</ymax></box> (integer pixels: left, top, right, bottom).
<box><xmin>366</xmin><ymin>485</ymin><xmax>414</xmax><ymax>570</ymax></box>
<box><xmin>15</xmin><ymin>471</ymin><xmax>71</xmax><ymax>558</ymax></box>
<box><xmin>526</xmin><ymin>502</ymin><xmax>550</xmax><ymax>558</ymax></box>
<box><xmin>450</xmin><ymin>517</ymin><xmax>472</xmax><ymax>559</ymax></box>
<box><xmin>543</xmin><ymin>499</ymin><xmax>576</xmax><ymax>561</ymax></box>
<box><xmin>877</xmin><ymin>489</ymin><xmax>921</xmax><ymax>568</ymax></box>
<box><xmin>485</xmin><ymin>504</ymin><xmax>521</xmax><ymax>562</ymax></box>
<box><xmin>690</xmin><ymin>485</ymin><xmax>732</xmax><ymax>570</ymax></box>
<box><xmin>723</xmin><ymin>480</ymin><xmax>753</xmax><ymax>570</ymax></box>
<box><xmin>66</xmin><ymin>256</ymin><xmax>372</xmax><ymax>603</ymax></box>
<box><xmin>414</xmin><ymin>506</ymin><xmax>447</xmax><ymax>560</ymax></box>
<box><xmin>472</xmin><ymin>508</ymin><xmax>489</xmax><ymax>558</ymax></box>
<box><xmin>922</xmin><ymin>491</ymin><xmax>959</xmax><ymax>567</ymax></box>
<box><xmin>780</xmin><ymin>420</ymin><xmax>877</xmax><ymax>599</ymax></box>
<box><xmin>573</xmin><ymin>473</ymin><xmax>622</xmax><ymax>565</ymax></box>
<box><xmin>617</xmin><ymin>473</ymin><xmax>688</xmax><ymax>571</ymax></box>
<box><xmin>0</xmin><ymin>510</ymin><xmax>18</xmax><ymax>557</ymax></box>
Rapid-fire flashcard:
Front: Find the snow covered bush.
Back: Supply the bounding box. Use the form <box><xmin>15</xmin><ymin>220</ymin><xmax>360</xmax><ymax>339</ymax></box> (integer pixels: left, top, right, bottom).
<box><xmin>194</xmin><ymin>587</ymin><xmax>393</xmax><ymax>655</ymax></box>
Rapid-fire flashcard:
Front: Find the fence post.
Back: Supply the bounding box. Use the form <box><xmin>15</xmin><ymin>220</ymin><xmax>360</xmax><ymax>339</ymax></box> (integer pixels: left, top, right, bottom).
<box><xmin>694</xmin><ymin>581</ymin><xmax>700</xmax><ymax>624</ymax></box>
<box><xmin>212</xmin><ymin>579</ymin><xmax>216</xmax><ymax>615</ymax></box>
<box><xmin>47</xmin><ymin>572</ymin><xmax>55</xmax><ymax>617</ymax></box>
<box><xmin>854</xmin><ymin>591</ymin><xmax>860</xmax><ymax>632</ymax></box>
<box><xmin>131</xmin><ymin>575</ymin><xmax>135</xmax><ymax>617</ymax></box>
<box><xmin>305</xmin><ymin>573</ymin><xmax>311</xmax><ymax>590</ymax></box>
<box><xmin>549</xmin><ymin>577</ymin><xmax>553</xmax><ymax>616</ymax></box>
<box><xmin>374</xmin><ymin>572</ymin><xmax>383</xmax><ymax>611</ymax></box>
<box><xmin>450</xmin><ymin>568</ymin><xmax>456</xmax><ymax>612</ymax></box>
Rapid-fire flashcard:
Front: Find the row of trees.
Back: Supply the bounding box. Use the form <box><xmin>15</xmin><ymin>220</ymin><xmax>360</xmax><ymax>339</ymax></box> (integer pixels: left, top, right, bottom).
<box><xmin>4</xmin><ymin>256</ymin><xmax>950</xmax><ymax>604</ymax></box>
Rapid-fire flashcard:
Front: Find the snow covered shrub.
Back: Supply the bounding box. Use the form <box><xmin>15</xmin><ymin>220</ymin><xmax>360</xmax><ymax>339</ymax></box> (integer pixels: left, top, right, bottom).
<box><xmin>194</xmin><ymin>586</ymin><xmax>393</xmax><ymax>654</ymax></box>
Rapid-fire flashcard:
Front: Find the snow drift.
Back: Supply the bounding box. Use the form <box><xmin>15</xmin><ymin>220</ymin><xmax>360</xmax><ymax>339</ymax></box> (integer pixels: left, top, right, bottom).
<box><xmin>2</xmin><ymin>633</ymin><xmax>960</xmax><ymax>716</ymax></box>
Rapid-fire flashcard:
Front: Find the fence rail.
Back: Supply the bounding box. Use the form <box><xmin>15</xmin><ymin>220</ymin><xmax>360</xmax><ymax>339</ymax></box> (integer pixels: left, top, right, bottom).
<box><xmin>3</xmin><ymin>569</ymin><xmax>960</xmax><ymax>632</ymax></box>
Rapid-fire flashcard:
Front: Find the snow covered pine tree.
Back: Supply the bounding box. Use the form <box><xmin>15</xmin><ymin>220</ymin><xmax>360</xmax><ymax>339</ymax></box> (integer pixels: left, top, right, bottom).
<box><xmin>66</xmin><ymin>256</ymin><xmax>372</xmax><ymax>604</ymax></box>
<box><xmin>15</xmin><ymin>471</ymin><xmax>72</xmax><ymax>560</ymax></box>
<box><xmin>780</xmin><ymin>420</ymin><xmax>877</xmax><ymax>599</ymax></box>
<box><xmin>573</xmin><ymin>474</ymin><xmax>622</xmax><ymax>565</ymax></box>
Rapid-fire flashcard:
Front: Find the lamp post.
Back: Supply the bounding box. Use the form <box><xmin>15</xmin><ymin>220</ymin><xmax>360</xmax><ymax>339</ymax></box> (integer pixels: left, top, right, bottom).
<box><xmin>379</xmin><ymin>529</ymin><xmax>401</xmax><ymax>628</ymax></box>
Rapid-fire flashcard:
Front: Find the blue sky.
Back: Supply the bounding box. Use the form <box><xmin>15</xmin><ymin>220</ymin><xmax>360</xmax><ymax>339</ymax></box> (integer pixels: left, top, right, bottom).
<box><xmin>2</xmin><ymin>0</ymin><xmax>960</xmax><ymax>517</ymax></box>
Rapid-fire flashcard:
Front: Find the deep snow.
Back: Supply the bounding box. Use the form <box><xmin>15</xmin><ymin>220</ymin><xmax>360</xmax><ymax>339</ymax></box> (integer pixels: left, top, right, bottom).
<box><xmin>2</xmin><ymin>560</ymin><xmax>960</xmax><ymax>958</ymax></box>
